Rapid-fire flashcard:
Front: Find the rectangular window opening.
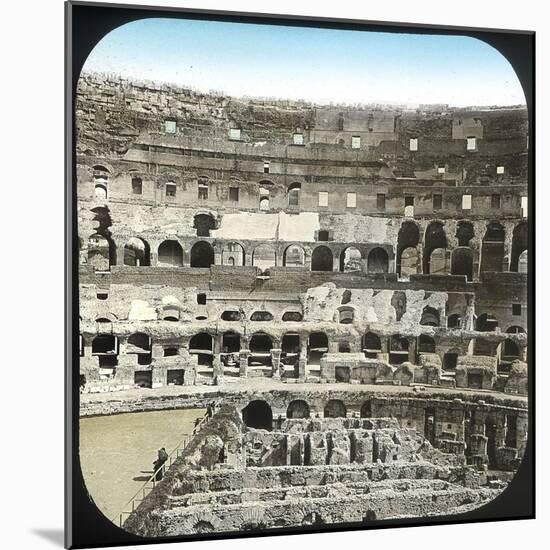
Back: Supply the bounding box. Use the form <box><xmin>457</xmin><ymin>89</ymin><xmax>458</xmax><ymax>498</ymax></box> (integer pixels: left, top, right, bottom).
<box><xmin>318</xmin><ymin>191</ymin><xmax>329</xmax><ymax>207</ymax></box>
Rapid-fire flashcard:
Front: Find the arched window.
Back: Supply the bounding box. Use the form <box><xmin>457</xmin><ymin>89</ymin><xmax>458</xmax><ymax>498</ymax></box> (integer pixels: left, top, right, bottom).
<box><xmin>510</xmin><ymin>223</ymin><xmax>528</xmax><ymax>273</ymax></box>
<box><xmin>397</xmin><ymin>221</ymin><xmax>420</xmax><ymax>277</ymax></box>
<box><xmin>242</xmin><ymin>400</ymin><xmax>273</xmax><ymax>430</ymax></box>
<box><xmin>222</xmin><ymin>242</ymin><xmax>245</xmax><ymax>266</ymax></box>
<box><xmin>249</xmin><ymin>333</ymin><xmax>273</xmax><ymax>353</ymax></box>
<box><xmin>456</xmin><ymin>221</ymin><xmax>474</xmax><ymax>247</ymax></box>
<box><xmin>324</xmin><ymin>399</ymin><xmax>346</xmax><ymax>418</ymax></box>
<box><xmin>158</xmin><ymin>240</ymin><xmax>183</xmax><ymax>267</ymax></box>
<box><xmin>420</xmin><ymin>306</ymin><xmax>440</xmax><ymax>327</ymax></box>
<box><xmin>288</xmin><ymin>183</ymin><xmax>301</xmax><ymax>207</ymax></box>
<box><xmin>162</xmin><ymin>306</ymin><xmax>180</xmax><ymax>321</ymax></box>
<box><xmin>252</xmin><ymin>245</ymin><xmax>276</xmax><ymax>271</ymax></box>
<box><xmin>338</xmin><ymin>307</ymin><xmax>354</xmax><ymax>324</ymax></box>
<box><xmin>221</xmin><ymin>310</ymin><xmax>242</xmax><ymax>321</ymax></box>
<box><xmin>283</xmin><ymin>245</ymin><xmax>305</xmax><ymax>267</ymax></box>
<box><xmin>367</xmin><ymin>247</ymin><xmax>389</xmax><ymax>273</ymax></box>
<box><xmin>424</xmin><ymin>222</ymin><xmax>447</xmax><ymax>274</ymax></box>
<box><xmin>189</xmin><ymin>332</ymin><xmax>213</xmax><ymax>366</ymax></box>
<box><xmin>124</xmin><ymin>237</ymin><xmax>151</xmax><ymax>266</ymax></box>
<box><xmin>190</xmin><ymin>241</ymin><xmax>214</xmax><ymax>268</ymax></box>
<box><xmin>287</xmin><ymin>400</ymin><xmax>310</xmax><ymax>419</ymax></box>
<box><xmin>250</xmin><ymin>311</ymin><xmax>273</xmax><ymax>322</ymax></box>
<box><xmin>311</xmin><ymin>246</ymin><xmax>333</xmax><ymax>271</ymax></box>
<box><xmin>222</xmin><ymin>331</ymin><xmax>240</xmax><ymax>354</ymax></box>
<box><xmin>282</xmin><ymin>311</ymin><xmax>302</xmax><ymax>322</ymax></box>
<box><xmin>418</xmin><ymin>334</ymin><xmax>436</xmax><ymax>353</ymax></box>
<box><xmin>193</xmin><ymin>214</ymin><xmax>216</xmax><ymax>237</ymax></box>
<box><xmin>307</xmin><ymin>332</ymin><xmax>328</xmax><ymax>365</ymax></box>
<box><xmin>389</xmin><ymin>335</ymin><xmax>409</xmax><ymax>365</ymax></box>
<box><xmin>481</xmin><ymin>222</ymin><xmax>505</xmax><ymax>273</ymax></box>
<box><xmin>451</xmin><ymin>247</ymin><xmax>473</xmax><ymax>281</ymax></box>
<box><xmin>94</xmin><ymin>184</ymin><xmax>107</xmax><ymax>201</ymax></box>
<box><xmin>363</xmin><ymin>332</ymin><xmax>381</xmax><ymax>358</ymax></box>
<box><xmin>88</xmin><ymin>233</ymin><xmax>115</xmax><ymax>271</ymax></box>
<box><xmin>340</xmin><ymin>247</ymin><xmax>362</xmax><ymax>272</ymax></box>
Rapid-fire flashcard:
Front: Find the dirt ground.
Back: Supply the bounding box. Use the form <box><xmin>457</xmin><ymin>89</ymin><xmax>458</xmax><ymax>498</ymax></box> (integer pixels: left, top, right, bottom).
<box><xmin>79</xmin><ymin>408</ymin><xmax>205</xmax><ymax>523</ymax></box>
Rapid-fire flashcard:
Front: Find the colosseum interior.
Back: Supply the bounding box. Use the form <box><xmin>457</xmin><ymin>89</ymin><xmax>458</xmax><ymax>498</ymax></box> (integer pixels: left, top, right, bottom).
<box><xmin>76</xmin><ymin>72</ymin><xmax>529</xmax><ymax>536</ymax></box>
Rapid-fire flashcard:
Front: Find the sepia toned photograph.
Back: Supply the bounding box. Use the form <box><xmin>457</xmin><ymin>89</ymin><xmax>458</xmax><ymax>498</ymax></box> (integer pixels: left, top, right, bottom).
<box><xmin>69</xmin><ymin>4</ymin><xmax>532</xmax><ymax>545</ymax></box>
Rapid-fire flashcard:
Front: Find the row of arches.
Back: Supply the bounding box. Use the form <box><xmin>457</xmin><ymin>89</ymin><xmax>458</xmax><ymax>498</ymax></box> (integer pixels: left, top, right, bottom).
<box><xmin>242</xmin><ymin>399</ymin><xmax>374</xmax><ymax>430</ymax></box>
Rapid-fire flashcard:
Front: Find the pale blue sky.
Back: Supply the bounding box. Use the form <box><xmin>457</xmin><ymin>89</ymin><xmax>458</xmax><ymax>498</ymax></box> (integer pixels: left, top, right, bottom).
<box><xmin>82</xmin><ymin>18</ymin><xmax>525</xmax><ymax>107</ymax></box>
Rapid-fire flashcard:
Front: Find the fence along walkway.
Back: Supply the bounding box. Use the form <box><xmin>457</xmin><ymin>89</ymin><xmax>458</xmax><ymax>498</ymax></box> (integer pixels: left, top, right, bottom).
<box><xmin>114</xmin><ymin>402</ymin><xmax>220</xmax><ymax>527</ymax></box>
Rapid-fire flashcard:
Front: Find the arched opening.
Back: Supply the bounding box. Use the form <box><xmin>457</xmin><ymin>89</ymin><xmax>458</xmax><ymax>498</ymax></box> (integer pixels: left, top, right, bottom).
<box><xmin>481</xmin><ymin>222</ymin><xmax>505</xmax><ymax>273</ymax></box>
<box><xmin>222</xmin><ymin>242</ymin><xmax>245</xmax><ymax>266</ymax></box>
<box><xmin>451</xmin><ymin>247</ymin><xmax>473</xmax><ymax>281</ymax></box>
<box><xmin>221</xmin><ymin>310</ymin><xmax>242</xmax><ymax>321</ymax></box>
<box><xmin>249</xmin><ymin>332</ymin><xmax>273</xmax><ymax>368</ymax></box>
<box><xmin>127</xmin><ymin>332</ymin><xmax>151</xmax><ymax>353</ymax></box>
<box><xmin>360</xmin><ymin>401</ymin><xmax>372</xmax><ymax>418</ymax></box>
<box><xmin>476</xmin><ymin>313</ymin><xmax>499</xmax><ymax>332</ymax></box>
<box><xmin>288</xmin><ymin>183</ymin><xmax>301</xmax><ymax>207</ymax></box>
<box><xmin>324</xmin><ymin>399</ymin><xmax>347</xmax><ymax>418</ymax></box>
<box><xmin>252</xmin><ymin>245</ymin><xmax>276</xmax><ymax>271</ymax></box>
<box><xmin>340</xmin><ymin>246</ymin><xmax>362</xmax><ymax>272</ymax></box>
<box><xmin>418</xmin><ymin>334</ymin><xmax>436</xmax><ymax>354</ymax></box>
<box><xmin>191</xmin><ymin>241</ymin><xmax>214</xmax><ymax>268</ymax></box>
<box><xmin>193</xmin><ymin>213</ymin><xmax>216</xmax><ymax>237</ymax></box>
<box><xmin>282</xmin><ymin>333</ymin><xmax>300</xmax><ymax>354</ymax></box>
<box><xmin>92</xmin><ymin>334</ymin><xmax>117</xmax><ymax>355</ymax></box>
<box><xmin>507</xmin><ymin>325</ymin><xmax>526</xmax><ymax>335</ymax></box>
<box><xmin>161</xmin><ymin>306</ymin><xmax>180</xmax><ymax>322</ymax></box>
<box><xmin>259</xmin><ymin>196</ymin><xmax>270</xmax><ymax>211</ymax></box>
<box><xmin>428</xmin><ymin>248</ymin><xmax>448</xmax><ymax>275</ymax></box>
<box><xmin>389</xmin><ymin>335</ymin><xmax>409</xmax><ymax>365</ymax></box>
<box><xmin>193</xmin><ymin>521</ymin><xmax>214</xmax><ymax>534</ymax></box>
<box><xmin>510</xmin><ymin>223</ymin><xmax>528</xmax><ymax>272</ymax></box>
<box><xmin>362</xmin><ymin>332</ymin><xmax>381</xmax><ymax>358</ymax></box>
<box><xmin>367</xmin><ymin>247</ymin><xmax>389</xmax><ymax>273</ymax></box>
<box><xmin>420</xmin><ymin>306</ymin><xmax>440</xmax><ymax>327</ymax></box>
<box><xmin>88</xmin><ymin>233</ymin><xmax>115</xmax><ymax>271</ymax></box>
<box><xmin>424</xmin><ymin>222</ymin><xmax>447</xmax><ymax>274</ymax></box>
<box><xmin>283</xmin><ymin>245</ymin><xmax>305</xmax><ymax>267</ymax></box>
<box><xmin>311</xmin><ymin>246</ymin><xmax>333</xmax><ymax>271</ymax></box>
<box><xmin>456</xmin><ymin>221</ymin><xmax>474</xmax><ymax>247</ymax></box>
<box><xmin>448</xmin><ymin>314</ymin><xmax>461</xmax><ymax>328</ymax></box>
<box><xmin>250</xmin><ymin>311</ymin><xmax>273</xmax><ymax>322</ymax></box>
<box><xmin>94</xmin><ymin>184</ymin><xmax>107</xmax><ymax>201</ymax></box>
<box><xmin>338</xmin><ymin>307</ymin><xmax>354</xmax><ymax>324</ymax></box>
<box><xmin>242</xmin><ymin>400</ymin><xmax>273</xmax><ymax>430</ymax></box>
<box><xmin>222</xmin><ymin>331</ymin><xmax>240</xmax><ymax>353</ymax></box>
<box><xmin>158</xmin><ymin>240</ymin><xmax>183</xmax><ymax>267</ymax></box>
<box><xmin>189</xmin><ymin>332</ymin><xmax>213</xmax><ymax>367</ymax></box>
<box><xmin>397</xmin><ymin>221</ymin><xmax>420</xmax><ymax>277</ymax></box>
<box><xmin>124</xmin><ymin>237</ymin><xmax>151</xmax><ymax>266</ymax></box>
<box><xmin>302</xmin><ymin>512</ymin><xmax>325</xmax><ymax>526</ymax></box>
<box><xmin>307</xmin><ymin>332</ymin><xmax>328</xmax><ymax>365</ymax></box>
<box><xmin>287</xmin><ymin>400</ymin><xmax>310</xmax><ymax>419</ymax></box>
<box><xmin>282</xmin><ymin>311</ymin><xmax>302</xmax><ymax>322</ymax></box>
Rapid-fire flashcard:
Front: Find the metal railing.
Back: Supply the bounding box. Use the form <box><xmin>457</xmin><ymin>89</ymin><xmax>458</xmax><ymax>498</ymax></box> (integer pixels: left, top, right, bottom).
<box><xmin>114</xmin><ymin>402</ymin><xmax>220</xmax><ymax>527</ymax></box>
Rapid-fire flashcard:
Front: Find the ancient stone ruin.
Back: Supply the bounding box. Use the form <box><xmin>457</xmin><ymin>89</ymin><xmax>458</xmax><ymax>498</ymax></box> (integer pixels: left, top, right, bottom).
<box><xmin>76</xmin><ymin>72</ymin><xmax>528</xmax><ymax>534</ymax></box>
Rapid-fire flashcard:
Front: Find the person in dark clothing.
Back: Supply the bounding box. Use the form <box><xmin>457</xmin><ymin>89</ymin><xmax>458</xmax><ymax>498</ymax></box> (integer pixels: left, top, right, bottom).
<box><xmin>153</xmin><ymin>448</ymin><xmax>168</xmax><ymax>481</ymax></box>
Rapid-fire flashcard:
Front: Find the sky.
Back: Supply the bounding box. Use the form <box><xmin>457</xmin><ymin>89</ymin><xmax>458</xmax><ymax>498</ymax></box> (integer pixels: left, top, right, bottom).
<box><xmin>82</xmin><ymin>18</ymin><xmax>525</xmax><ymax>107</ymax></box>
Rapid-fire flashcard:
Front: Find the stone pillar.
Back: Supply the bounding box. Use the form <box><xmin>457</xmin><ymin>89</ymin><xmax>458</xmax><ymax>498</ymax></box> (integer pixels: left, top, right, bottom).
<box><xmin>503</xmin><ymin>223</ymin><xmax>514</xmax><ymax>272</ymax></box>
<box><xmin>116</xmin><ymin>244</ymin><xmax>126</xmax><ymax>267</ymax></box>
<box><xmin>239</xmin><ymin>349</ymin><xmax>250</xmax><ymax>377</ymax></box>
<box><xmin>464</xmin><ymin>293</ymin><xmax>476</xmax><ymax>331</ymax></box>
<box><xmin>332</xmin><ymin>251</ymin><xmax>341</xmax><ymax>273</ymax></box>
<box><xmin>271</xmin><ymin>348</ymin><xmax>282</xmax><ymax>379</ymax></box>
<box><xmin>408</xmin><ymin>338</ymin><xmax>416</xmax><ymax>364</ymax></box>
<box><xmin>213</xmin><ymin>243</ymin><xmax>223</xmax><ymax>266</ymax></box>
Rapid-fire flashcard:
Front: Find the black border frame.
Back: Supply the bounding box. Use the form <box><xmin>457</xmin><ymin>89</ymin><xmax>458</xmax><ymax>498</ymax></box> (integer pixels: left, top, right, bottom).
<box><xmin>65</xmin><ymin>2</ymin><xmax>535</xmax><ymax>548</ymax></box>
